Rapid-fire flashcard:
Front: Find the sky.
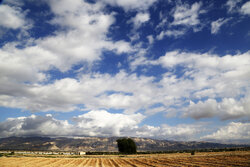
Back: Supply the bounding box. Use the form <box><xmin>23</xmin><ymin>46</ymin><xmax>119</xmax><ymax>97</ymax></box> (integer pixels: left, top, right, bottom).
<box><xmin>0</xmin><ymin>0</ymin><xmax>250</xmax><ymax>144</ymax></box>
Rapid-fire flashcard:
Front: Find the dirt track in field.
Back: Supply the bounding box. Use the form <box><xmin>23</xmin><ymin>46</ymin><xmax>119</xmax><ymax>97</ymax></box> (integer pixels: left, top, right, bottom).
<box><xmin>0</xmin><ymin>151</ymin><xmax>250</xmax><ymax>167</ymax></box>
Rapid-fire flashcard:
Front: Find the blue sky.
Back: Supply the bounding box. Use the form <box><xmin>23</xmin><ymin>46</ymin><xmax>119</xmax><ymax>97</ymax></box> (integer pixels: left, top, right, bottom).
<box><xmin>0</xmin><ymin>0</ymin><xmax>250</xmax><ymax>144</ymax></box>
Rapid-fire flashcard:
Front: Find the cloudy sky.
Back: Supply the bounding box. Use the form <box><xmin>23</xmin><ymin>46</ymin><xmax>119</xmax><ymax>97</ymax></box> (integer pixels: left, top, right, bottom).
<box><xmin>0</xmin><ymin>0</ymin><xmax>250</xmax><ymax>144</ymax></box>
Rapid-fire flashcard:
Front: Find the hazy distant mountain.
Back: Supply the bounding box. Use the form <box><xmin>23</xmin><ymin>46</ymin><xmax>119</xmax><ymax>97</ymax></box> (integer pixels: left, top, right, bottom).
<box><xmin>0</xmin><ymin>136</ymin><xmax>246</xmax><ymax>152</ymax></box>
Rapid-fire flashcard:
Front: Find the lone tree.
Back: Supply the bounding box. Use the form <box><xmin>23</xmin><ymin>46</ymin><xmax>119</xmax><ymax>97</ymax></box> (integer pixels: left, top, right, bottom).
<box><xmin>116</xmin><ymin>138</ymin><xmax>137</xmax><ymax>154</ymax></box>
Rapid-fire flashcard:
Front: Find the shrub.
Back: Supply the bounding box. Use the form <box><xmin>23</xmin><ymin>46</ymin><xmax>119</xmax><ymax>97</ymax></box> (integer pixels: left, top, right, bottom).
<box><xmin>117</xmin><ymin>138</ymin><xmax>137</xmax><ymax>154</ymax></box>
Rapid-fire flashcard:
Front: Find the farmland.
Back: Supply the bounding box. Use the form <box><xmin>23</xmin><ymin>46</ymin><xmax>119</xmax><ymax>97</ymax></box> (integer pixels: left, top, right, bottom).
<box><xmin>0</xmin><ymin>151</ymin><xmax>250</xmax><ymax>167</ymax></box>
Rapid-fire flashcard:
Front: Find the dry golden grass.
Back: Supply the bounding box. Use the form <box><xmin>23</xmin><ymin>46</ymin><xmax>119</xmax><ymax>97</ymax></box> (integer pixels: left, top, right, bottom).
<box><xmin>0</xmin><ymin>151</ymin><xmax>250</xmax><ymax>167</ymax></box>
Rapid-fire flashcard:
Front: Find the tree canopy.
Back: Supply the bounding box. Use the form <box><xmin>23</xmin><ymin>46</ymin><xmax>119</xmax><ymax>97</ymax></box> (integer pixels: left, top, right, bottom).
<box><xmin>116</xmin><ymin>138</ymin><xmax>137</xmax><ymax>154</ymax></box>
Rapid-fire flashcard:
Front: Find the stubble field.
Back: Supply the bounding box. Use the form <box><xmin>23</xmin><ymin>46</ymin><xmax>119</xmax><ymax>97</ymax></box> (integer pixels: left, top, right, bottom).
<box><xmin>0</xmin><ymin>151</ymin><xmax>250</xmax><ymax>167</ymax></box>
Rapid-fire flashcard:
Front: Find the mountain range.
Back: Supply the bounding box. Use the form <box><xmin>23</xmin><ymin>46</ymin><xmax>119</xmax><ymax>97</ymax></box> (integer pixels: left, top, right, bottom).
<box><xmin>0</xmin><ymin>136</ymin><xmax>247</xmax><ymax>152</ymax></box>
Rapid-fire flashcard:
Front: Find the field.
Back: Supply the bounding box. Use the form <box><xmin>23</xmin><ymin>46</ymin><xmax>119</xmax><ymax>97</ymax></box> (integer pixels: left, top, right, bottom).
<box><xmin>0</xmin><ymin>151</ymin><xmax>250</xmax><ymax>167</ymax></box>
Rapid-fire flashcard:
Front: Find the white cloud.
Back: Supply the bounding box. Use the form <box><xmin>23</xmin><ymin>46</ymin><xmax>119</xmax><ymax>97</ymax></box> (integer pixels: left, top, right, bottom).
<box><xmin>0</xmin><ymin>0</ymin><xmax>131</xmax><ymax>72</ymax></box>
<box><xmin>149</xmin><ymin>50</ymin><xmax>250</xmax><ymax>119</ymax></box>
<box><xmin>147</xmin><ymin>35</ymin><xmax>154</xmax><ymax>44</ymax></box>
<box><xmin>226</xmin><ymin>0</ymin><xmax>241</xmax><ymax>13</ymax></box>
<box><xmin>41</xmin><ymin>0</ymin><xmax>133</xmax><ymax>71</ymax></box>
<box><xmin>0</xmin><ymin>0</ymin><xmax>134</xmax><ymax>112</ymax></box>
<box><xmin>130</xmin><ymin>12</ymin><xmax>150</xmax><ymax>29</ymax></box>
<box><xmin>185</xmin><ymin>99</ymin><xmax>218</xmax><ymax>119</ymax></box>
<box><xmin>172</xmin><ymin>2</ymin><xmax>203</xmax><ymax>27</ymax></box>
<box><xmin>156</xmin><ymin>51</ymin><xmax>250</xmax><ymax>72</ymax></box>
<box><xmin>0</xmin><ymin>112</ymin><xmax>202</xmax><ymax>141</ymax></box>
<box><xmin>73</xmin><ymin>110</ymin><xmax>145</xmax><ymax>136</ymax></box>
<box><xmin>211</xmin><ymin>18</ymin><xmax>230</xmax><ymax>34</ymax></box>
<box><xmin>0</xmin><ymin>111</ymin><xmax>144</xmax><ymax>138</ymax></box>
<box><xmin>1</xmin><ymin>113</ymin><xmax>249</xmax><ymax>143</ymax></box>
<box><xmin>156</xmin><ymin>29</ymin><xmax>186</xmax><ymax>40</ymax></box>
<box><xmin>0</xmin><ymin>114</ymin><xmax>73</xmax><ymax>137</ymax></box>
<box><xmin>0</xmin><ymin>47</ymin><xmax>45</xmax><ymax>83</ymax></box>
<box><xmin>0</xmin><ymin>0</ymin><xmax>250</xmax><ymax>144</ymax></box>
<box><xmin>96</xmin><ymin>93</ymin><xmax>134</xmax><ymax>109</ymax></box>
<box><xmin>0</xmin><ymin>70</ymin><xmax>159</xmax><ymax>113</ymax></box>
<box><xmin>101</xmin><ymin>0</ymin><xmax>157</xmax><ymax>11</ymax></box>
<box><xmin>0</xmin><ymin>4</ymin><xmax>27</xmax><ymax>29</ymax></box>
<box><xmin>156</xmin><ymin>17</ymin><xmax>167</xmax><ymax>29</ymax></box>
<box><xmin>135</xmin><ymin>123</ymin><xmax>202</xmax><ymax>141</ymax></box>
<box><xmin>202</xmin><ymin>122</ymin><xmax>250</xmax><ymax>144</ymax></box>
<box><xmin>240</xmin><ymin>1</ymin><xmax>250</xmax><ymax>15</ymax></box>
<box><xmin>185</xmin><ymin>96</ymin><xmax>250</xmax><ymax>120</ymax></box>
<box><xmin>107</xmin><ymin>40</ymin><xmax>134</xmax><ymax>54</ymax></box>
<box><xmin>155</xmin><ymin>2</ymin><xmax>204</xmax><ymax>39</ymax></box>
<box><xmin>0</xmin><ymin>0</ymin><xmax>249</xmax><ymax>124</ymax></box>
<box><xmin>1</xmin><ymin>46</ymin><xmax>249</xmax><ymax>122</ymax></box>
<box><xmin>145</xmin><ymin>106</ymin><xmax>166</xmax><ymax>116</ymax></box>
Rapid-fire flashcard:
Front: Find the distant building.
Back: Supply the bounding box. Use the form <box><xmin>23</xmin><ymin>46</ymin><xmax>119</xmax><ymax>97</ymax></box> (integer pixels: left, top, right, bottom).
<box><xmin>78</xmin><ymin>151</ymin><xmax>86</xmax><ymax>155</ymax></box>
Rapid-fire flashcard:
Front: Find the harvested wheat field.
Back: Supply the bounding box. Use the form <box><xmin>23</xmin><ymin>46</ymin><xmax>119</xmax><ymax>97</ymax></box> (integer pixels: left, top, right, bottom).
<box><xmin>0</xmin><ymin>151</ymin><xmax>250</xmax><ymax>167</ymax></box>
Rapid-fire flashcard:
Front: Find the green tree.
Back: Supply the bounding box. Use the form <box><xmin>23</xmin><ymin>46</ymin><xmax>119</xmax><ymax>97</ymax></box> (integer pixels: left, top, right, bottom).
<box><xmin>117</xmin><ymin>138</ymin><xmax>137</xmax><ymax>154</ymax></box>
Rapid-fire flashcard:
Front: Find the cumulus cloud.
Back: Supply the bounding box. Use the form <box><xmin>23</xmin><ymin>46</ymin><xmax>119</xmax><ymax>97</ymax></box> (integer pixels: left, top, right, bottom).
<box><xmin>1</xmin><ymin>113</ymin><xmax>249</xmax><ymax>143</ymax></box>
<box><xmin>0</xmin><ymin>4</ymin><xmax>27</xmax><ymax>29</ymax></box>
<box><xmin>130</xmin><ymin>12</ymin><xmax>150</xmax><ymax>29</ymax></box>
<box><xmin>240</xmin><ymin>1</ymin><xmax>250</xmax><ymax>15</ymax></box>
<box><xmin>44</xmin><ymin>0</ymin><xmax>133</xmax><ymax>68</ymax></box>
<box><xmin>0</xmin><ymin>0</ymin><xmax>133</xmax><ymax>72</ymax></box>
<box><xmin>0</xmin><ymin>114</ymin><xmax>73</xmax><ymax>137</ymax></box>
<box><xmin>156</xmin><ymin>29</ymin><xmax>186</xmax><ymax>40</ymax></box>
<box><xmin>226</xmin><ymin>0</ymin><xmax>241</xmax><ymax>13</ymax></box>
<box><xmin>144</xmin><ymin>50</ymin><xmax>250</xmax><ymax>119</ymax></box>
<box><xmin>157</xmin><ymin>51</ymin><xmax>250</xmax><ymax>74</ymax></box>
<box><xmin>145</xmin><ymin>106</ymin><xmax>166</xmax><ymax>116</ymax></box>
<box><xmin>0</xmin><ymin>112</ymin><xmax>202</xmax><ymax>141</ymax></box>
<box><xmin>135</xmin><ymin>123</ymin><xmax>202</xmax><ymax>141</ymax></box>
<box><xmin>0</xmin><ymin>71</ymin><xmax>159</xmax><ymax>113</ymax></box>
<box><xmin>0</xmin><ymin>0</ymin><xmax>135</xmax><ymax>112</ymax></box>
<box><xmin>171</xmin><ymin>2</ymin><xmax>203</xmax><ymax>27</ymax></box>
<box><xmin>4</xmin><ymin>49</ymin><xmax>250</xmax><ymax>118</ymax></box>
<box><xmin>0</xmin><ymin>1</ymin><xmax>250</xmax><ymax>143</ymax></box>
<box><xmin>202</xmin><ymin>122</ymin><xmax>250</xmax><ymax>144</ymax></box>
<box><xmin>154</xmin><ymin>1</ymin><xmax>204</xmax><ymax>39</ymax></box>
<box><xmin>211</xmin><ymin>18</ymin><xmax>230</xmax><ymax>34</ymax></box>
<box><xmin>185</xmin><ymin>99</ymin><xmax>218</xmax><ymax>119</ymax></box>
<box><xmin>1</xmin><ymin>46</ymin><xmax>249</xmax><ymax>122</ymax></box>
<box><xmin>185</xmin><ymin>96</ymin><xmax>250</xmax><ymax>120</ymax></box>
<box><xmin>147</xmin><ymin>35</ymin><xmax>154</xmax><ymax>44</ymax></box>
<box><xmin>0</xmin><ymin>111</ymin><xmax>144</xmax><ymax>138</ymax></box>
<box><xmin>73</xmin><ymin>110</ymin><xmax>145</xmax><ymax>136</ymax></box>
